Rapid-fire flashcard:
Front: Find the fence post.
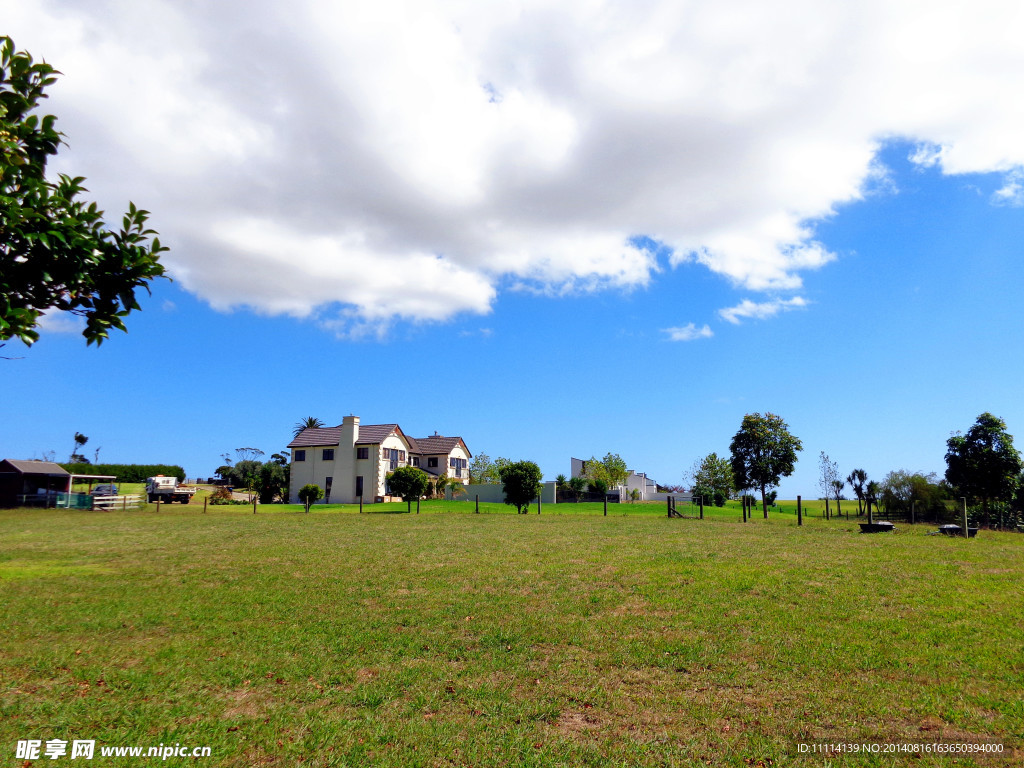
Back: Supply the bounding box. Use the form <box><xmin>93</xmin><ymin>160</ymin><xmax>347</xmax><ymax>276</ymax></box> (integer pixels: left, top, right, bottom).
<box><xmin>962</xmin><ymin>497</ymin><xmax>968</xmax><ymax>537</ymax></box>
<box><xmin>253</xmin><ymin>497</ymin><xmax>257</xmax><ymax>514</ymax></box>
<box><xmin>203</xmin><ymin>496</ymin><xmax>207</xmax><ymax>514</ymax></box>
<box><xmin>797</xmin><ymin>495</ymin><xmax>802</xmax><ymax>526</ymax></box>
<box><xmin>667</xmin><ymin>496</ymin><xmax>671</xmax><ymax>518</ymax></box>
<box><xmin>417</xmin><ymin>498</ymin><xmax>420</xmax><ymax>514</ymax></box>
<box><xmin>475</xmin><ymin>494</ymin><xmax>479</xmax><ymax>514</ymax></box>
<box><xmin>604</xmin><ymin>497</ymin><xmax>608</xmax><ymax>517</ymax></box>
<box><xmin>537</xmin><ymin>494</ymin><xmax>541</xmax><ymax>515</ymax></box>
<box><xmin>123</xmin><ymin>495</ymin><xmax>128</xmax><ymax>513</ymax></box>
<box><xmin>359</xmin><ymin>495</ymin><xmax>363</xmax><ymax>514</ymax></box>
<box><xmin>699</xmin><ymin>495</ymin><xmax>704</xmax><ymax>519</ymax></box>
<box><xmin>156</xmin><ymin>498</ymin><xmax>160</xmax><ymax>513</ymax></box>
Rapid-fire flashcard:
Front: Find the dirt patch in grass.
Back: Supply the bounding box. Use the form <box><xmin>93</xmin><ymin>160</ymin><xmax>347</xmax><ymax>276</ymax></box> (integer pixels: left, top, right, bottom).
<box><xmin>220</xmin><ymin>687</ymin><xmax>275</xmax><ymax>719</ymax></box>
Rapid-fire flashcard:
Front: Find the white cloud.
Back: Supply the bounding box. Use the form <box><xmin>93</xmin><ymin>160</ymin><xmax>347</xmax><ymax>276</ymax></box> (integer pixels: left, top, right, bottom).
<box><xmin>718</xmin><ymin>297</ymin><xmax>808</xmax><ymax>325</ymax></box>
<box><xmin>664</xmin><ymin>323</ymin><xmax>714</xmax><ymax>342</ymax></box>
<box><xmin>993</xmin><ymin>171</ymin><xmax>1024</xmax><ymax>207</ymax></box>
<box><xmin>35</xmin><ymin>310</ymin><xmax>85</xmax><ymax>335</ymax></box>
<box><xmin>6</xmin><ymin>0</ymin><xmax>1024</xmax><ymax>328</ymax></box>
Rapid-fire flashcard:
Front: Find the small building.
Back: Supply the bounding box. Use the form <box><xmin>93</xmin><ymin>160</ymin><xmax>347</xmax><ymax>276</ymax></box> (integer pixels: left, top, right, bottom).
<box><xmin>0</xmin><ymin>459</ymin><xmax>71</xmax><ymax>507</ymax></box>
<box><xmin>287</xmin><ymin>416</ymin><xmax>472</xmax><ymax>504</ymax></box>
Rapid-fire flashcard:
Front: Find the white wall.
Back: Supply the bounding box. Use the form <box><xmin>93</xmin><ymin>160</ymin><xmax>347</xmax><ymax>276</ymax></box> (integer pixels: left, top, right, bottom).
<box><xmin>463</xmin><ymin>481</ymin><xmax>558</xmax><ymax>504</ymax></box>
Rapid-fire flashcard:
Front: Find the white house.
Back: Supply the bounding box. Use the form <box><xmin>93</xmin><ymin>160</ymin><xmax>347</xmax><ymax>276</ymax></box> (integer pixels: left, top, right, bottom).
<box><xmin>570</xmin><ymin>457</ymin><xmax>662</xmax><ymax>500</ymax></box>
<box><xmin>287</xmin><ymin>416</ymin><xmax>472</xmax><ymax>504</ymax></box>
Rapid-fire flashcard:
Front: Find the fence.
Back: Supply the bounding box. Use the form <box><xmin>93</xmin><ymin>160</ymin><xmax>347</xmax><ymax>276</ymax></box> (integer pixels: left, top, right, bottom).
<box><xmin>15</xmin><ymin>492</ymin><xmax>143</xmax><ymax>510</ymax></box>
<box><xmin>91</xmin><ymin>494</ymin><xmax>143</xmax><ymax>511</ymax></box>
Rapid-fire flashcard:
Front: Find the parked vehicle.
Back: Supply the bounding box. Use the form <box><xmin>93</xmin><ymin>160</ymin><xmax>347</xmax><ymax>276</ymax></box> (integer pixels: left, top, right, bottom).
<box><xmin>90</xmin><ymin>484</ymin><xmax>119</xmax><ymax>497</ymax></box>
<box><xmin>145</xmin><ymin>476</ymin><xmax>196</xmax><ymax>504</ymax></box>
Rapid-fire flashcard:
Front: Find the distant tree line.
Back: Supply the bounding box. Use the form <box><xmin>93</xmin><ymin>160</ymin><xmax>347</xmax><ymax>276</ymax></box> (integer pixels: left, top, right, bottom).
<box><xmin>61</xmin><ymin>463</ymin><xmax>185</xmax><ymax>482</ymax></box>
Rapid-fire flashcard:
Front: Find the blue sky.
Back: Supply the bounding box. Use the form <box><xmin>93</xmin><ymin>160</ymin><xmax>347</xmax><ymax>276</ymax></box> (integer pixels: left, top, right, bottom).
<box><xmin>4</xmin><ymin>2</ymin><xmax>1024</xmax><ymax>498</ymax></box>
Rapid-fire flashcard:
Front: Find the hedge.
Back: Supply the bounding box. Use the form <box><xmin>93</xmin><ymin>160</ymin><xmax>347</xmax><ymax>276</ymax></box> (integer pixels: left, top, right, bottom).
<box><xmin>60</xmin><ymin>464</ymin><xmax>186</xmax><ymax>482</ymax></box>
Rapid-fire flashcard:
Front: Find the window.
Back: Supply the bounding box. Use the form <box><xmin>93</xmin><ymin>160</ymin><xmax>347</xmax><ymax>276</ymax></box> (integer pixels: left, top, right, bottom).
<box><xmin>324</xmin><ymin>476</ymin><xmax>333</xmax><ymax>503</ymax></box>
<box><xmin>388</xmin><ymin>448</ymin><xmax>400</xmax><ymax>470</ymax></box>
<box><xmin>357</xmin><ymin>447</ymin><xmax>368</xmax><ymax>460</ymax></box>
<box><xmin>322</xmin><ymin>449</ymin><xmax>335</xmax><ymax>461</ymax></box>
<box><xmin>294</xmin><ymin>450</ymin><xmax>306</xmax><ymax>462</ymax></box>
<box><xmin>412</xmin><ymin>457</ymin><xmax>420</xmax><ymax>467</ymax></box>
<box><xmin>450</xmin><ymin>457</ymin><xmax>467</xmax><ymax>473</ymax></box>
<box><xmin>428</xmin><ymin>457</ymin><xmax>438</xmax><ymax>468</ymax></box>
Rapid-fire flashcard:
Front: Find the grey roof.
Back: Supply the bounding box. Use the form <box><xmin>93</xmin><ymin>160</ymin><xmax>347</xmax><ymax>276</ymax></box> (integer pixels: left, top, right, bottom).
<box><xmin>0</xmin><ymin>459</ymin><xmax>70</xmax><ymax>476</ymax></box>
<box><xmin>287</xmin><ymin>426</ymin><xmax>343</xmax><ymax>448</ymax></box>
<box><xmin>355</xmin><ymin>424</ymin><xmax>402</xmax><ymax>445</ymax></box>
<box><xmin>413</xmin><ymin>436</ymin><xmax>471</xmax><ymax>458</ymax></box>
<box><xmin>286</xmin><ymin>424</ymin><xmax>468</xmax><ymax>457</ymax></box>
<box><xmin>287</xmin><ymin>423</ymin><xmax>406</xmax><ymax>449</ymax></box>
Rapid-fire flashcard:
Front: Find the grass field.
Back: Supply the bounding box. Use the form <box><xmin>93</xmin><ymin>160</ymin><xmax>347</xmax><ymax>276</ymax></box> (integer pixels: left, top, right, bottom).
<box><xmin>2</xmin><ymin>504</ymin><xmax>1021</xmax><ymax>766</ymax></box>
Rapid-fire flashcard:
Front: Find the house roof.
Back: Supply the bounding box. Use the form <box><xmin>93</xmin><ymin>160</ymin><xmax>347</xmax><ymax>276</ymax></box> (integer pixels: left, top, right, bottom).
<box><xmin>287</xmin><ymin>425</ymin><xmax>469</xmax><ymax>457</ymax></box>
<box><xmin>355</xmin><ymin>424</ymin><xmax>403</xmax><ymax>446</ymax></box>
<box><xmin>413</xmin><ymin>435</ymin><xmax>471</xmax><ymax>458</ymax></box>
<box><xmin>287</xmin><ymin>424</ymin><xmax>411</xmax><ymax>449</ymax></box>
<box><xmin>0</xmin><ymin>459</ymin><xmax>70</xmax><ymax>476</ymax></box>
<box><xmin>287</xmin><ymin>427</ymin><xmax>343</xmax><ymax>448</ymax></box>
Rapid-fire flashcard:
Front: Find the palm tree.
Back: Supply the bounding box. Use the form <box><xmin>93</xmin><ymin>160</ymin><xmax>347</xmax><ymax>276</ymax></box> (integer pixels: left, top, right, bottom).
<box><xmin>432</xmin><ymin>473</ymin><xmax>449</xmax><ymax>499</ymax></box>
<box><xmin>847</xmin><ymin>469</ymin><xmax>868</xmax><ymax>516</ymax></box>
<box><xmin>292</xmin><ymin>416</ymin><xmax>325</xmax><ymax>439</ymax></box>
<box><xmin>866</xmin><ymin>480</ymin><xmax>881</xmax><ymax>522</ymax></box>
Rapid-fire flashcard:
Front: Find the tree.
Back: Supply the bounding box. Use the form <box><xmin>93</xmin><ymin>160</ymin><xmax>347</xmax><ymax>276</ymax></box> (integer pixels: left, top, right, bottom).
<box><xmin>582</xmin><ymin>453</ymin><xmax>629</xmax><ymax>489</ymax></box>
<box><xmin>297</xmin><ymin>483</ymin><xmax>323</xmax><ymax>514</ymax></box>
<box><xmin>729</xmin><ymin>412</ymin><xmax>803</xmax><ymax>517</ymax></box>
<box><xmin>1</xmin><ymin>37</ymin><xmax>168</xmax><ymax>347</ymax></box>
<box><xmin>879</xmin><ymin>470</ymin><xmax>950</xmax><ymax>522</ymax></box>
<box><xmin>818</xmin><ymin>451</ymin><xmax>843</xmax><ymax>516</ymax></box>
<box><xmin>69</xmin><ymin>431</ymin><xmax>88</xmax><ymax>463</ymax></box>
<box><xmin>831</xmin><ymin>479</ymin><xmax>845</xmax><ymax>516</ymax></box>
<box><xmin>431</xmin><ymin>472</ymin><xmax>449</xmax><ymax>500</ymax></box>
<box><xmin>847</xmin><ymin>468</ymin><xmax>868</xmax><ymax>516</ymax></box>
<box><xmin>866</xmin><ymin>481</ymin><xmax>881</xmax><ymax>519</ymax></box>
<box><xmin>499</xmin><ymin>460</ymin><xmax>543</xmax><ymax>514</ymax></box>
<box><xmin>256</xmin><ymin>461</ymin><xmax>288</xmax><ymax>504</ymax></box>
<box><xmin>945</xmin><ymin>413</ymin><xmax>1023</xmax><ymax>526</ymax></box>
<box><xmin>555</xmin><ymin>473</ymin><xmax>567</xmax><ymax>487</ymax></box>
<box><xmin>386</xmin><ymin>465</ymin><xmax>430</xmax><ymax>512</ymax></box>
<box><xmin>469</xmin><ymin>453</ymin><xmax>500</xmax><ymax>484</ymax></box>
<box><xmin>232</xmin><ymin>460</ymin><xmax>262</xmax><ymax>501</ymax></box>
<box><xmin>688</xmin><ymin>452</ymin><xmax>734</xmax><ymax>505</ymax></box>
<box><xmin>292</xmin><ymin>417</ymin><xmax>325</xmax><ymax>439</ymax></box>
<box><xmin>567</xmin><ymin>475</ymin><xmax>586</xmax><ymax>503</ymax></box>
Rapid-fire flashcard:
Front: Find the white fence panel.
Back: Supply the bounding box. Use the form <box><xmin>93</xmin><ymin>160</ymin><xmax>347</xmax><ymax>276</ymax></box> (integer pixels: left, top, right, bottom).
<box><xmin>92</xmin><ymin>494</ymin><xmax>143</xmax><ymax>511</ymax></box>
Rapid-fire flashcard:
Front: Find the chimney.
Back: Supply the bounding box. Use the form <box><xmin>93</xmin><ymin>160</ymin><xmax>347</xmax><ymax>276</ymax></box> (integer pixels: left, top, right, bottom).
<box><xmin>341</xmin><ymin>415</ymin><xmax>360</xmax><ymax>446</ymax></box>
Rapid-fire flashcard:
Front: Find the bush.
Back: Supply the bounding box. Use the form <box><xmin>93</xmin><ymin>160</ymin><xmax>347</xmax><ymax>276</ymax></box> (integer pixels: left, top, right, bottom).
<box><xmin>209</xmin><ymin>486</ymin><xmax>246</xmax><ymax>505</ymax></box>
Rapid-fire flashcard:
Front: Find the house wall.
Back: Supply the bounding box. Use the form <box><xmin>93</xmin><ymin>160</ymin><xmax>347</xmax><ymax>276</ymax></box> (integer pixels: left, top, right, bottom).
<box><xmin>289</xmin><ymin>444</ymin><xmax>342</xmax><ymax>504</ymax></box>
<box><xmin>447</xmin><ymin>444</ymin><xmax>471</xmax><ymax>483</ymax></box>
<box><xmin>463</xmin><ymin>481</ymin><xmax>558</xmax><ymax>504</ymax></box>
<box><xmin>375</xmin><ymin>433</ymin><xmax>413</xmax><ymax>499</ymax></box>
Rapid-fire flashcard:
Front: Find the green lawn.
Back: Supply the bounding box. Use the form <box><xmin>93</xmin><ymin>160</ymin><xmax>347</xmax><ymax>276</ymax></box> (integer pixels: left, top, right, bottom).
<box><xmin>1</xmin><ymin>506</ymin><xmax>1020</xmax><ymax>766</ymax></box>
